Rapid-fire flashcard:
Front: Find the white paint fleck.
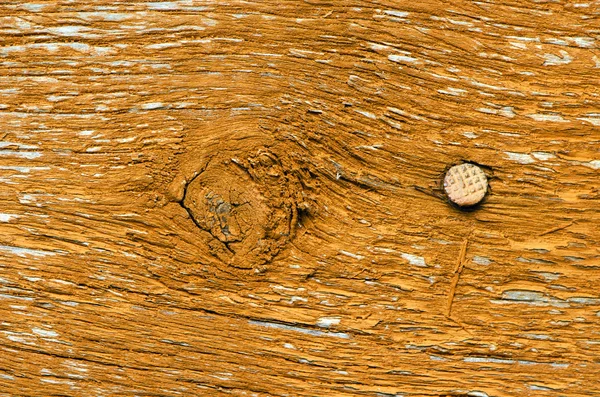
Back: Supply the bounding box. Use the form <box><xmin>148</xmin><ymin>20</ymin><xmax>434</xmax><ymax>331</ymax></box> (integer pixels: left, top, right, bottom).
<box><xmin>448</xmin><ymin>18</ymin><xmax>473</xmax><ymax>26</ymax></box>
<box><xmin>67</xmin><ymin>42</ymin><xmax>90</xmax><ymax>52</ymax></box>
<box><xmin>506</xmin><ymin>35</ymin><xmax>540</xmax><ymax>43</ymax></box>
<box><xmin>527</xmin><ymin>113</ymin><xmax>568</xmax><ymax>122</ymax></box>
<box><xmin>535</xmin><ymin>272</ymin><xmax>560</xmax><ymax>282</ymax></box>
<box><xmin>48</xmin><ymin>26</ymin><xmax>89</xmax><ymax>37</ymax></box>
<box><xmin>369</xmin><ymin>247</ymin><xmax>396</xmax><ymax>254</ymax></box>
<box><xmin>521</xmin><ymin>333</ymin><xmax>552</xmax><ymax>340</ymax></box>
<box><xmin>478</xmin><ymin>52</ymin><xmax>515</xmax><ymax>61</ymax></box>
<box><xmin>503</xmin><ymin>290</ymin><xmax>544</xmax><ymax>301</ymax></box>
<box><xmin>0</xmin><ymin>150</ymin><xmax>41</xmax><ymax>159</ymax></box>
<box><xmin>509</xmin><ymin>41</ymin><xmax>528</xmax><ymax>49</ymax></box>
<box><xmin>147</xmin><ymin>1</ymin><xmax>180</xmax><ymax>10</ymax></box>
<box><xmin>469</xmin><ymin>80</ymin><xmax>505</xmax><ymax>91</ymax></box>
<box><xmin>21</xmin><ymin>3</ymin><xmax>46</xmax><ymax>11</ymax></box>
<box><xmin>577</xmin><ymin>115</ymin><xmax>600</xmax><ymax>126</ymax></box>
<box><xmin>505</xmin><ymin>152</ymin><xmax>535</xmax><ymax>164</ymax></box>
<box><xmin>145</xmin><ymin>43</ymin><xmax>181</xmax><ymax>49</ymax></box>
<box><xmin>0</xmin><ymin>214</ymin><xmax>19</xmax><ymax>222</ymax></box>
<box><xmin>467</xmin><ymin>392</ymin><xmax>489</xmax><ymax>397</ymax></box>
<box><xmin>316</xmin><ymin>317</ymin><xmax>340</xmax><ymax>328</ymax></box>
<box><xmin>388</xmin><ymin>54</ymin><xmax>418</xmax><ymax>63</ymax></box>
<box><xmin>499</xmin><ymin>107</ymin><xmax>515</xmax><ymax>118</ymax></box>
<box><xmin>355</xmin><ymin>109</ymin><xmax>376</xmax><ymax>119</ymax></box>
<box><xmin>493</xmin><ymin>290</ymin><xmax>569</xmax><ymax>308</ymax></box>
<box><xmin>283</xmin><ymin>343</ymin><xmax>295</xmax><ymax>349</ymax></box>
<box><xmin>572</xmin><ymin>37</ymin><xmax>595</xmax><ymax>48</ymax></box>
<box><xmin>438</xmin><ymin>87</ymin><xmax>467</xmax><ymax>96</ymax></box>
<box><xmin>290</xmin><ymin>296</ymin><xmax>307</xmax><ymax>304</ymax></box>
<box><xmin>0</xmin><ymin>295</ymin><xmax>33</xmax><ymax>303</ymax></box>
<box><xmin>581</xmin><ymin>160</ymin><xmax>600</xmax><ymax>170</ymax></box>
<box><xmin>5</xmin><ymin>333</ymin><xmax>35</xmax><ymax>345</ymax></box>
<box><xmin>472</xmin><ymin>256</ymin><xmax>492</xmax><ymax>265</ymax></box>
<box><xmin>32</xmin><ymin>328</ymin><xmax>59</xmax><ymax>338</ymax></box>
<box><xmin>531</xmin><ymin>152</ymin><xmax>555</xmax><ymax>161</ymax></box>
<box><xmin>545</xmin><ymin>38</ymin><xmax>569</xmax><ymax>46</ymax></box>
<box><xmin>47</xmin><ymin>95</ymin><xmax>72</xmax><ymax>102</ymax></box>
<box><xmin>356</xmin><ymin>145</ymin><xmax>382</xmax><ymax>151</ymax></box>
<box><xmin>40</xmin><ymin>378</ymin><xmax>75</xmax><ymax>385</ymax></box>
<box><xmin>0</xmin><ymin>245</ymin><xmax>56</xmax><ymax>257</ymax></box>
<box><xmin>568</xmin><ymin>297</ymin><xmax>600</xmax><ymax>305</ymax></box>
<box><xmin>249</xmin><ymin>320</ymin><xmax>350</xmax><ymax>339</ymax></box>
<box><xmin>202</xmin><ymin>18</ymin><xmax>217</xmax><ymax>27</ymax></box>
<box><xmin>77</xmin><ymin>12</ymin><xmax>130</xmax><ymax>21</ymax></box>
<box><xmin>141</xmin><ymin>102</ymin><xmax>165</xmax><ymax>110</ymax></box>
<box><xmin>431</xmin><ymin>73</ymin><xmax>458</xmax><ymax>82</ymax></box>
<box><xmin>530</xmin><ymin>385</ymin><xmax>554</xmax><ymax>391</ymax></box>
<box><xmin>462</xmin><ymin>132</ymin><xmax>478</xmax><ymax>139</ymax></box>
<box><xmin>477</xmin><ymin>106</ymin><xmax>515</xmax><ymax>118</ymax></box>
<box><xmin>401</xmin><ymin>253</ymin><xmax>426</xmax><ymax>267</ymax></box>
<box><xmin>464</xmin><ymin>357</ymin><xmax>515</xmax><ymax>364</ymax></box>
<box><xmin>339</xmin><ymin>250</ymin><xmax>364</xmax><ymax>260</ymax></box>
<box><xmin>368</xmin><ymin>43</ymin><xmax>390</xmax><ymax>52</ymax></box>
<box><xmin>2</xmin><ymin>42</ymin><xmax>115</xmax><ymax>57</ymax></box>
<box><xmin>0</xmin><ymin>141</ymin><xmax>38</xmax><ymax>149</ymax></box>
<box><xmin>384</xmin><ymin>10</ymin><xmax>410</xmax><ymax>18</ymax></box>
<box><xmin>429</xmin><ymin>355</ymin><xmax>447</xmax><ymax>361</ymax></box>
<box><xmin>151</xmin><ymin>63</ymin><xmax>173</xmax><ymax>69</ymax></box>
<box><xmin>542</xmin><ymin>50</ymin><xmax>572</xmax><ymax>66</ymax></box>
<box><xmin>0</xmin><ymin>165</ymin><xmax>51</xmax><ymax>174</ymax></box>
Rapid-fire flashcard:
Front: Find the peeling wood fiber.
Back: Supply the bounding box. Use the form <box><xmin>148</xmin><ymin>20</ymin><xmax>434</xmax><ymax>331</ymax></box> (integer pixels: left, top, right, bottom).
<box><xmin>1</xmin><ymin>1</ymin><xmax>600</xmax><ymax>396</ymax></box>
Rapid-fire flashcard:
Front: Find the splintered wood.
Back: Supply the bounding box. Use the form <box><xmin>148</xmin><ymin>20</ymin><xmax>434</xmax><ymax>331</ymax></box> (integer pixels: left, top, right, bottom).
<box><xmin>1</xmin><ymin>1</ymin><xmax>600</xmax><ymax>396</ymax></box>
<box><xmin>447</xmin><ymin>237</ymin><xmax>470</xmax><ymax>317</ymax></box>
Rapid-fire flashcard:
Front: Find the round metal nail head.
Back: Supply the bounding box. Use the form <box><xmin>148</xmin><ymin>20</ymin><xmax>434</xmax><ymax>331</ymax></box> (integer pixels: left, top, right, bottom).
<box><xmin>443</xmin><ymin>163</ymin><xmax>488</xmax><ymax>207</ymax></box>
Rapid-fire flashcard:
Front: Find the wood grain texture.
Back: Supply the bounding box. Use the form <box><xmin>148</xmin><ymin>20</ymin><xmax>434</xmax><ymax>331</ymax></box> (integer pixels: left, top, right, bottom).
<box><xmin>1</xmin><ymin>1</ymin><xmax>600</xmax><ymax>396</ymax></box>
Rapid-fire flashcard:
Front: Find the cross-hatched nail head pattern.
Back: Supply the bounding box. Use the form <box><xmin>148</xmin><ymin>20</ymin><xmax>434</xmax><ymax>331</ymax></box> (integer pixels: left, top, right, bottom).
<box><xmin>443</xmin><ymin>163</ymin><xmax>488</xmax><ymax>207</ymax></box>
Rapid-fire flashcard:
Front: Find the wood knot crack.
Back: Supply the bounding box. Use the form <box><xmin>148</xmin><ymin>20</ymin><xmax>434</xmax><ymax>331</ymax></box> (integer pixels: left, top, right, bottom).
<box><xmin>180</xmin><ymin>149</ymin><xmax>309</xmax><ymax>270</ymax></box>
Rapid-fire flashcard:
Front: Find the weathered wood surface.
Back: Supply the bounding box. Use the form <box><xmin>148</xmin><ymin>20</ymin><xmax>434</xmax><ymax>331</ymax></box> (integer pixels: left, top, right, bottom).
<box><xmin>1</xmin><ymin>1</ymin><xmax>600</xmax><ymax>396</ymax></box>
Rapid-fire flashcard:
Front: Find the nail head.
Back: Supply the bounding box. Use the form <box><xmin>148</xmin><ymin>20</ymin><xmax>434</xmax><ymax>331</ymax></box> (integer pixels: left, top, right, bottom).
<box><xmin>443</xmin><ymin>163</ymin><xmax>488</xmax><ymax>207</ymax></box>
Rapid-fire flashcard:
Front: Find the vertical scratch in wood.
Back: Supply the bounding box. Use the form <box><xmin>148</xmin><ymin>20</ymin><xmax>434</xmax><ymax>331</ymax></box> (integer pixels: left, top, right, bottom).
<box><xmin>446</xmin><ymin>235</ymin><xmax>469</xmax><ymax>317</ymax></box>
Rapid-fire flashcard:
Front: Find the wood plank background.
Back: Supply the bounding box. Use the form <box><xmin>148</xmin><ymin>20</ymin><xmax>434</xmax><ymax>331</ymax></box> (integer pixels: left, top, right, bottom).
<box><xmin>1</xmin><ymin>1</ymin><xmax>600</xmax><ymax>396</ymax></box>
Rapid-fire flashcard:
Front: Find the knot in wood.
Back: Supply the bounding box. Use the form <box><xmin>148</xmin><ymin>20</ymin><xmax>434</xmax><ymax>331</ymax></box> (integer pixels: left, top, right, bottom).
<box><xmin>182</xmin><ymin>150</ymin><xmax>299</xmax><ymax>269</ymax></box>
<box><xmin>443</xmin><ymin>163</ymin><xmax>488</xmax><ymax>207</ymax></box>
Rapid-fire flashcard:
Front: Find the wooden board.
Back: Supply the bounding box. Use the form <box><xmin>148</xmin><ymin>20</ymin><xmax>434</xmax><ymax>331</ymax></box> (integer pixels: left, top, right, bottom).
<box><xmin>1</xmin><ymin>1</ymin><xmax>600</xmax><ymax>396</ymax></box>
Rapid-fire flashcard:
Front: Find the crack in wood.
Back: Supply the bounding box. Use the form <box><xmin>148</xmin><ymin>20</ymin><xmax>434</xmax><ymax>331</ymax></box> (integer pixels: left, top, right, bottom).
<box><xmin>539</xmin><ymin>221</ymin><xmax>574</xmax><ymax>236</ymax></box>
<box><xmin>446</xmin><ymin>235</ymin><xmax>470</xmax><ymax>318</ymax></box>
<box><xmin>178</xmin><ymin>149</ymin><xmax>305</xmax><ymax>270</ymax></box>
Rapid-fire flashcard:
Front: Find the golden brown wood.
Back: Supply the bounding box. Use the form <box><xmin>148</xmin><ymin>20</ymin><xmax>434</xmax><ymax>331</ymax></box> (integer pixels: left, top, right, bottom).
<box><xmin>447</xmin><ymin>236</ymin><xmax>470</xmax><ymax>317</ymax></box>
<box><xmin>1</xmin><ymin>1</ymin><xmax>600</xmax><ymax>396</ymax></box>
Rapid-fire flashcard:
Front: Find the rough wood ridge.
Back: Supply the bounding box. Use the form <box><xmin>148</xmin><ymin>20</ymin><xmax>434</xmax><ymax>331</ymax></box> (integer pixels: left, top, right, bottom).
<box><xmin>1</xmin><ymin>1</ymin><xmax>600</xmax><ymax>396</ymax></box>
